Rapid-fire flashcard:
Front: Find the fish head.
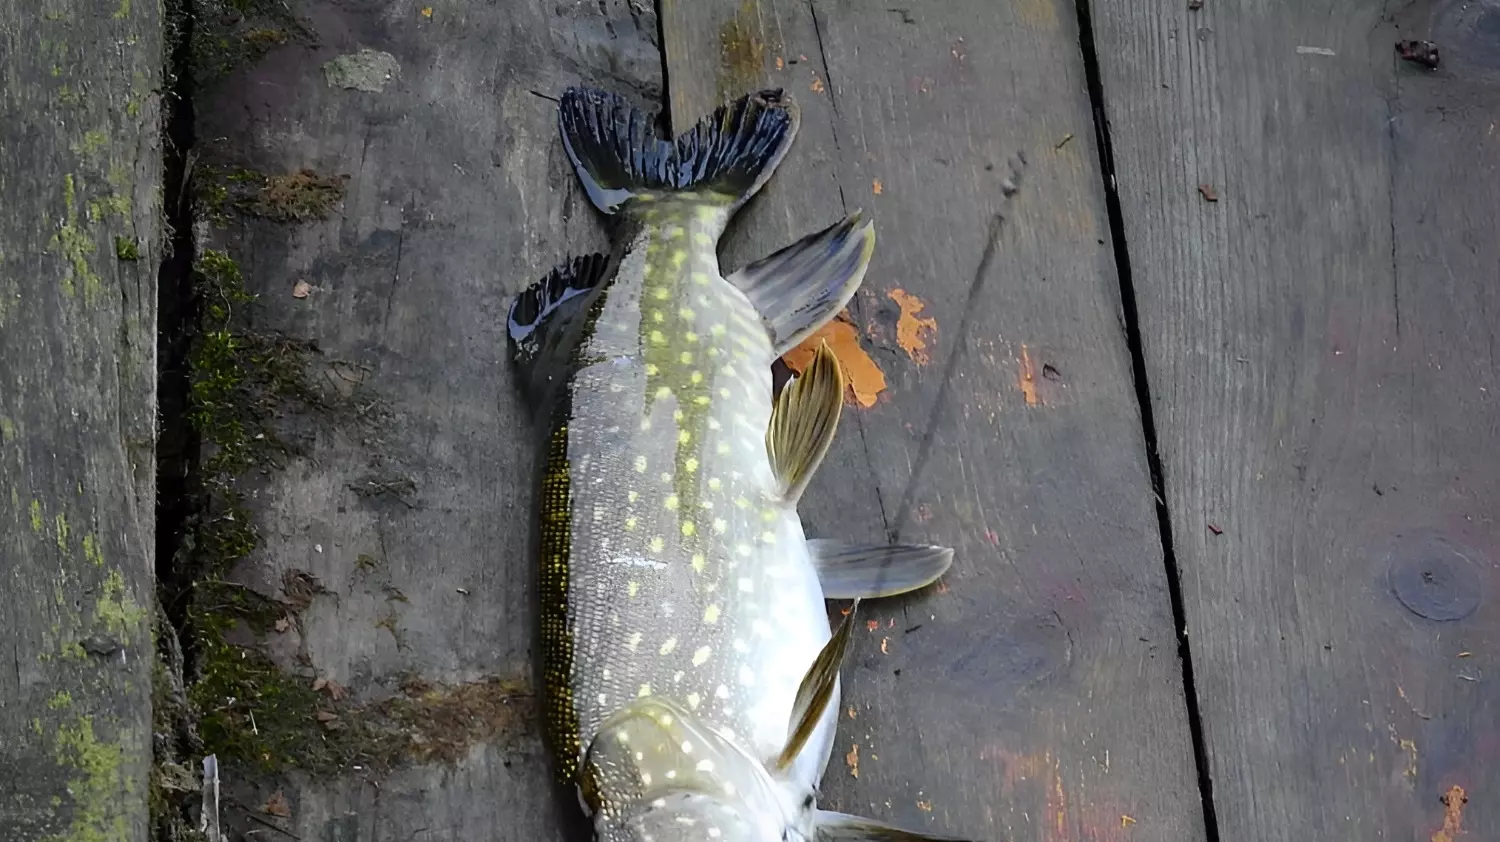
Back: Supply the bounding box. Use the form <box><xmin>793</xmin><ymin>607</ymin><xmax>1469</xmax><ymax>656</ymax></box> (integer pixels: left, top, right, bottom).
<box><xmin>582</xmin><ymin>696</ymin><xmax>797</xmax><ymax>842</ymax></box>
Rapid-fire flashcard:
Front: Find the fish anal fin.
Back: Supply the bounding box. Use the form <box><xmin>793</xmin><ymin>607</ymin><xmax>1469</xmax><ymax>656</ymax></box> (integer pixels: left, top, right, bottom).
<box><xmin>814</xmin><ymin>810</ymin><xmax>978</xmax><ymax>842</ymax></box>
<box><xmin>766</xmin><ymin>340</ymin><xmax>844</xmax><ymax>503</ymax></box>
<box><xmin>507</xmin><ymin>253</ymin><xmax>612</xmax><ymax>398</ymax></box>
<box><xmin>807</xmin><ymin>539</ymin><xmax>954</xmax><ymax>599</ymax></box>
<box><xmin>558</xmin><ymin>86</ymin><xmax>799</xmax><ymax>216</ymax></box>
<box><xmin>727</xmin><ymin>212</ymin><xmax>875</xmax><ymax>355</ymax></box>
<box><xmin>774</xmin><ymin>598</ymin><xmax>860</xmax><ymax>771</ymax></box>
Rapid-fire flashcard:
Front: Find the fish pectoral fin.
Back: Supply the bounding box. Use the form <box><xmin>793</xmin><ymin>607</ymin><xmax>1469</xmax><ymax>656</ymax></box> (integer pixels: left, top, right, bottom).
<box><xmin>773</xmin><ymin>597</ymin><xmax>860</xmax><ymax>771</ymax></box>
<box><xmin>807</xmin><ymin>539</ymin><xmax>954</xmax><ymax>599</ymax></box>
<box><xmin>813</xmin><ymin>810</ymin><xmax>979</xmax><ymax>842</ymax></box>
<box><xmin>766</xmin><ymin>340</ymin><xmax>844</xmax><ymax>504</ymax></box>
<box><xmin>727</xmin><ymin>212</ymin><xmax>876</xmax><ymax>355</ymax></box>
<box><xmin>558</xmin><ymin>86</ymin><xmax>799</xmax><ymax>216</ymax></box>
<box><xmin>508</xmin><ymin>253</ymin><xmax>613</xmax><ymax>398</ymax></box>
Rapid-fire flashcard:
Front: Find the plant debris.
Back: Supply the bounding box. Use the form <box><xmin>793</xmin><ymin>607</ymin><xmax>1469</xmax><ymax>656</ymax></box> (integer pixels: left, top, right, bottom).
<box><xmin>1198</xmin><ymin>183</ymin><xmax>1219</xmax><ymax>202</ymax></box>
<box><xmin>1395</xmin><ymin>39</ymin><xmax>1439</xmax><ymax>70</ymax></box>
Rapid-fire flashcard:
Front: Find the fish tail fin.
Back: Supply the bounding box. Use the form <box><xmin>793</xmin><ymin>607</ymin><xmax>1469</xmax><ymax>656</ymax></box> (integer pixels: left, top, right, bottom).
<box><xmin>558</xmin><ymin>86</ymin><xmax>800</xmax><ymax>217</ymax></box>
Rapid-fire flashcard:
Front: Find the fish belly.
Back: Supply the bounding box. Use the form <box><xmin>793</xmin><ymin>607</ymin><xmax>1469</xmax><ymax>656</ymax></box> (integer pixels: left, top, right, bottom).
<box><xmin>540</xmin><ymin>227</ymin><xmax>835</xmax><ymax>789</ymax></box>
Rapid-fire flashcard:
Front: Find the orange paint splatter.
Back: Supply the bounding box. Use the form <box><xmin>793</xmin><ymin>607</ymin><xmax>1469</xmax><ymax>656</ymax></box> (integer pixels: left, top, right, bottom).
<box><xmin>916</xmin><ymin>799</ymin><xmax>933</xmax><ymax>812</ymax></box>
<box><xmin>1432</xmin><ymin>786</ymin><xmax>1467</xmax><ymax>842</ymax></box>
<box><xmin>420</xmin><ymin>5</ymin><xmax>432</xmax><ymax>16</ymax></box>
<box><xmin>1019</xmin><ymin>344</ymin><xmax>1040</xmax><ymax>406</ymax></box>
<box><xmin>780</xmin><ymin>312</ymin><xmax>887</xmax><ymax>407</ymax></box>
<box><xmin>810</xmin><ymin>76</ymin><xmax>825</xmax><ymax>93</ymax></box>
<box><xmin>889</xmin><ymin>288</ymin><xmax>937</xmax><ymax>364</ymax></box>
<box><xmin>872</xmin><ymin>179</ymin><xmax>883</xmax><ymax>195</ymax></box>
<box><xmin>775</xmin><ymin>55</ymin><xmax>785</xmax><ymax>70</ymax></box>
<box><xmin>845</xmin><ymin>743</ymin><xmax>860</xmax><ymax>777</ymax></box>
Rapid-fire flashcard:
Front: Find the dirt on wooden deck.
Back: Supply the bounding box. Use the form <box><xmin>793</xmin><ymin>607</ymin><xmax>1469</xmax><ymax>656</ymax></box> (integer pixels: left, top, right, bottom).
<box><xmin>4</xmin><ymin>1</ymin><xmax>1497</xmax><ymax>841</ymax></box>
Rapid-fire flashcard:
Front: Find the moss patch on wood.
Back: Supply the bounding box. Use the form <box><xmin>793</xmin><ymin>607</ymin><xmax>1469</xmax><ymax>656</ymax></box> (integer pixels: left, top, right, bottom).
<box><xmin>194</xmin><ymin>165</ymin><xmax>348</xmax><ymax>226</ymax></box>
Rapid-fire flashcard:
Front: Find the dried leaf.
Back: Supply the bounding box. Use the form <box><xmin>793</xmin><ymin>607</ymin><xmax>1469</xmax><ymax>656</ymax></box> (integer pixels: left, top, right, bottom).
<box><xmin>292</xmin><ymin>280</ymin><xmax>312</xmax><ymax>298</ymax></box>
<box><xmin>273</xmin><ymin>617</ymin><xmax>290</xmax><ymax>633</ymax></box>
<box><xmin>1198</xmin><ymin>183</ymin><xmax>1219</xmax><ymax>202</ymax></box>
<box><xmin>316</xmin><ymin>710</ymin><xmax>339</xmax><ymax>722</ymax></box>
<box><xmin>263</xmin><ymin>791</ymin><xmax>291</xmax><ymax>818</ymax></box>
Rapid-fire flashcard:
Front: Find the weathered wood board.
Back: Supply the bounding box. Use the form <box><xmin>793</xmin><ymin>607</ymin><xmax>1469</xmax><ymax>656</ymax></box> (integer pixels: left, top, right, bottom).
<box><xmin>185</xmin><ymin>0</ymin><xmax>661</xmax><ymax>839</ymax></box>
<box><xmin>1091</xmin><ymin>0</ymin><xmax>1500</xmax><ymax>838</ymax></box>
<box><xmin>662</xmin><ymin>1</ymin><xmax>1206</xmax><ymax>839</ymax></box>
<box><xmin>0</xmin><ymin>0</ymin><xmax>163</xmax><ymax>839</ymax></box>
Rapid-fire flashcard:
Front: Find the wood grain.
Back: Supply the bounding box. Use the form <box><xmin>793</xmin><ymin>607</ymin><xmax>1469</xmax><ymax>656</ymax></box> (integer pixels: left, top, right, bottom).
<box><xmin>186</xmin><ymin>1</ymin><xmax>660</xmax><ymax>839</ymax></box>
<box><xmin>1092</xmin><ymin>0</ymin><xmax>1500</xmax><ymax>838</ymax></box>
<box><xmin>0</xmin><ymin>0</ymin><xmax>163</xmax><ymax>838</ymax></box>
<box><xmin>662</xmin><ymin>1</ymin><xmax>1206</xmax><ymax>839</ymax></box>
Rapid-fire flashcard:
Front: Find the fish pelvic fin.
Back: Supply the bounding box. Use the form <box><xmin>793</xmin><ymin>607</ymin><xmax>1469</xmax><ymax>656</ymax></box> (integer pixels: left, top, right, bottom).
<box><xmin>766</xmin><ymin>339</ymin><xmax>844</xmax><ymax>504</ymax></box>
<box><xmin>807</xmin><ymin>539</ymin><xmax>954</xmax><ymax>599</ymax></box>
<box><xmin>507</xmin><ymin>252</ymin><xmax>612</xmax><ymax>400</ymax></box>
<box><xmin>727</xmin><ymin>211</ymin><xmax>875</xmax><ymax>355</ymax></box>
<box><xmin>558</xmin><ymin>86</ymin><xmax>799</xmax><ymax>217</ymax></box>
<box><xmin>774</xmin><ymin>597</ymin><xmax>859</xmax><ymax>772</ymax></box>
<box><xmin>814</xmin><ymin>810</ymin><xmax>980</xmax><ymax>842</ymax></box>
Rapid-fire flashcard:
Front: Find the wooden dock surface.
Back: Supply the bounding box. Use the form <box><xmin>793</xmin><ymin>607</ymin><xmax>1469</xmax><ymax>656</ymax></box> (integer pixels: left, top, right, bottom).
<box><xmin>7</xmin><ymin>0</ymin><xmax>1496</xmax><ymax>840</ymax></box>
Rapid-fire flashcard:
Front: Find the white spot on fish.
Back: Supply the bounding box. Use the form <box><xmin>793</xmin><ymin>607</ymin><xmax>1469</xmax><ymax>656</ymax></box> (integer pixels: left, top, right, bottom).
<box><xmin>686</xmin><ymin>692</ymin><xmax>701</xmax><ymax>709</ymax></box>
<box><xmin>634</xmin><ymin>456</ymin><xmax>647</xmax><ymax>473</ymax></box>
<box><xmin>638</xmin><ymin>683</ymin><xmax>652</xmax><ymax>697</ymax></box>
<box><xmin>627</xmin><ymin>632</ymin><xmax>643</xmax><ymax>651</ymax></box>
<box><xmin>692</xmin><ymin>646</ymin><xmax>712</xmax><ymax>666</ymax></box>
<box><xmin>660</xmin><ymin>637</ymin><xmax>678</xmax><ymax>655</ymax></box>
<box><xmin>665</xmin><ymin>494</ymin><xmax>680</xmax><ymax>511</ymax></box>
<box><xmin>737</xmin><ymin>577</ymin><xmax>753</xmax><ymax>593</ymax></box>
<box><xmin>703</xmin><ymin>604</ymin><xmax>721</xmax><ymax>623</ymax></box>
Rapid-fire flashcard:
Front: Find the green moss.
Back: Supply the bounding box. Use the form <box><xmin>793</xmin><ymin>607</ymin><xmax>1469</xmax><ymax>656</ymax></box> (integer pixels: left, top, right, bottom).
<box><xmin>54</xmin><ymin>512</ymin><xmax>70</xmax><ymax>552</ymax></box>
<box><xmin>31</xmin><ymin>499</ymin><xmax>44</xmax><ymax>533</ymax></box>
<box><xmin>43</xmin><ymin>717</ymin><xmax>137</xmax><ymax>842</ymax></box>
<box><xmin>190</xmin><ymin>0</ymin><xmax>311</xmax><ymax>82</ymax></box>
<box><xmin>82</xmin><ymin>534</ymin><xmax>104</xmax><ymax>567</ymax></box>
<box><xmin>196</xmin><ymin>165</ymin><xmax>347</xmax><ymax>225</ymax></box>
<box><xmin>113</xmin><ymin>0</ymin><xmax>130</xmax><ymax>18</ymax></box>
<box><xmin>0</xmin><ymin>416</ymin><xmax>16</xmax><ymax>442</ymax></box>
<box><xmin>113</xmin><ymin>237</ymin><xmax>139</xmax><ymax>261</ymax></box>
<box><xmin>47</xmin><ymin>175</ymin><xmax>102</xmax><ymax>301</ymax></box>
<box><xmin>96</xmin><ymin>569</ymin><xmax>147</xmax><ymax>644</ymax></box>
<box><xmin>74</xmin><ymin>130</ymin><xmax>109</xmax><ymax>158</ymax></box>
<box><xmin>48</xmin><ymin>691</ymin><xmax>74</xmax><ymax>710</ymax></box>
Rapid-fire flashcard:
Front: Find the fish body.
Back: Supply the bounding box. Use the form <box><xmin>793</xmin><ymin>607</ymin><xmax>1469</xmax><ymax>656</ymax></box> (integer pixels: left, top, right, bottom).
<box><xmin>509</xmin><ymin>87</ymin><xmax>969</xmax><ymax>842</ymax></box>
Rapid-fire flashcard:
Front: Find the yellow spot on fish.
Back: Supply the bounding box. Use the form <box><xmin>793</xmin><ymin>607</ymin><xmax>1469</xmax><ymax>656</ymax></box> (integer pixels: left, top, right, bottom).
<box><xmin>628</xmin><ymin>581</ymin><xmax>640</xmax><ymax>597</ymax></box>
<box><xmin>691</xmin><ymin>553</ymin><xmax>706</xmax><ymax>573</ymax></box>
<box><xmin>760</xmin><ymin>532</ymin><xmax>776</xmax><ymax>544</ymax></box>
<box><xmin>735</xmin><ymin>496</ymin><xmax>750</xmax><ymax>509</ymax></box>
<box><xmin>696</xmin><ymin>396</ymin><xmax>712</xmax><ymax>406</ymax></box>
<box><xmin>708</xmin><ymin>418</ymin><xmax>722</xmax><ymax>431</ymax></box>
<box><xmin>762</xmin><ymin>509</ymin><xmax>778</xmax><ymax>522</ymax></box>
<box><xmin>625</xmin><ymin>516</ymin><xmax>638</xmax><ymax>530</ymax></box>
<box><xmin>653</xmin><ymin>310</ymin><xmax>665</xmax><ymax>323</ymax></box>
<box><xmin>679</xmin><ymin>307</ymin><xmax>695</xmax><ymax>320</ymax></box>
<box><xmin>641</xmin><ymin>418</ymin><xmax>653</xmax><ymax>430</ymax></box>
<box><xmin>656</xmin><ymin>386</ymin><xmax>672</xmax><ymax>399</ymax></box>
<box><xmin>660</xmin><ymin>637</ymin><xmax>678</xmax><ymax>655</ymax></box>
<box><xmin>712</xmin><ymin>518</ymin><xmax>727</xmax><ymax>534</ymax></box>
<box><xmin>720</xmin><ymin>388</ymin><xmax>731</xmax><ymax>398</ymax></box>
<box><xmin>651</xmin><ymin>330</ymin><xmax>667</xmax><ymax>345</ymax></box>
<box><xmin>650</xmin><ymin>536</ymin><xmax>665</xmax><ymax>553</ymax></box>
<box><xmin>672</xmin><ymin>251</ymin><xmax>687</xmax><ymax>267</ymax></box>
<box><xmin>635</xmin><ymin>456</ymin><xmax>648</xmax><ymax>473</ymax></box>
<box><xmin>692</xmin><ymin>646</ymin><xmax>712</xmax><ymax>666</ymax></box>
<box><xmin>716</xmin><ymin>442</ymin><xmax>730</xmax><ymax>455</ymax></box>
<box><xmin>646</xmin><ymin>363</ymin><xmax>659</xmax><ymax>375</ymax></box>
<box><xmin>639</xmin><ymin>684</ymin><xmax>653</xmax><ymax>698</ymax></box>
<box><xmin>691</xmin><ymin>371</ymin><xmax>704</xmax><ymax>384</ymax></box>
<box><xmin>708</xmin><ymin>477</ymin><xmax>722</xmax><ymax>491</ymax></box>
<box><xmin>685</xmin><ymin>457</ymin><xmax>699</xmax><ymax>471</ymax></box>
<box><xmin>627</xmin><ymin>632</ymin><xmax>643</xmax><ymax>651</ymax></box>
<box><xmin>686</xmin><ymin>692</ymin><xmax>702</xmax><ymax>709</ymax></box>
<box><xmin>736</xmin><ymin>544</ymin><xmax>752</xmax><ymax>557</ymax></box>
<box><xmin>680</xmin><ymin>351</ymin><xmax>694</xmax><ymax>364</ymax></box>
<box><xmin>629</xmin><ymin>490</ymin><xmax>639</xmax><ymax>503</ymax></box>
<box><xmin>679</xmin><ymin>430</ymin><xmax>692</xmax><ymax>444</ymax></box>
<box><xmin>686</xmin><ymin>331</ymin><xmax>699</xmax><ymax>342</ymax></box>
<box><xmin>711</xmin><ymin>324</ymin><xmax>726</xmax><ymax>337</ymax></box>
<box><xmin>660</xmin><ymin>472</ymin><xmax>673</xmax><ymax>482</ymax></box>
<box><xmin>665</xmin><ymin>494</ymin><xmax>680</xmax><ymax>511</ymax></box>
<box><xmin>681</xmin><ymin>521</ymin><xmax>696</xmax><ymax>537</ymax></box>
<box><xmin>693</xmin><ymin>232</ymin><xmax>713</xmax><ymax>246</ymax></box>
<box><xmin>704</xmin><ymin>604</ymin><xmax>721</xmax><ymax>623</ymax></box>
<box><xmin>692</xmin><ymin>271</ymin><xmax>710</xmax><ymax>286</ymax></box>
<box><xmin>652</xmin><ymin>287</ymin><xmax>670</xmax><ymax>300</ymax></box>
<box><xmin>674</xmin><ymin>408</ymin><xmax>685</xmax><ymax>422</ymax></box>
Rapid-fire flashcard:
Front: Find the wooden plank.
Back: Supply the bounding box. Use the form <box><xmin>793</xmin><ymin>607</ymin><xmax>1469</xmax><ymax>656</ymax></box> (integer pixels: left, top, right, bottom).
<box><xmin>178</xmin><ymin>1</ymin><xmax>662</xmax><ymax>839</ymax></box>
<box><xmin>1091</xmin><ymin>1</ymin><xmax>1500</xmax><ymax>838</ymax></box>
<box><xmin>661</xmin><ymin>2</ymin><xmax>1206</xmax><ymax>839</ymax></box>
<box><xmin>0</xmin><ymin>0</ymin><xmax>163</xmax><ymax>839</ymax></box>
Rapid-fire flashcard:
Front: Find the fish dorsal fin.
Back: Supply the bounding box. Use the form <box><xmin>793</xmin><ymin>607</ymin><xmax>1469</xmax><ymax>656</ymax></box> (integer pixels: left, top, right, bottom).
<box><xmin>727</xmin><ymin>212</ymin><xmax>875</xmax><ymax>356</ymax></box>
<box><xmin>813</xmin><ymin>809</ymin><xmax>978</xmax><ymax>841</ymax></box>
<box><xmin>773</xmin><ymin>598</ymin><xmax>860</xmax><ymax>771</ymax></box>
<box><xmin>558</xmin><ymin>86</ymin><xmax>800</xmax><ymax>217</ymax></box>
<box><xmin>807</xmin><ymin>540</ymin><xmax>954</xmax><ymax>600</ymax></box>
<box><xmin>507</xmin><ymin>253</ymin><xmax>612</xmax><ymax>399</ymax></box>
<box><xmin>766</xmin><ymin>339</ymin><xmax>844</xmax><ymax>504</ymax></box>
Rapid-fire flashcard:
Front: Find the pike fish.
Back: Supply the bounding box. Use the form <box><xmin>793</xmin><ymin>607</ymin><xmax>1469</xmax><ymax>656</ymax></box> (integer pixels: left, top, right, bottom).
<box><xmin>508</xmin><ymin>86</ymin><xmax>968</xmax><ymax>842</ymax></box>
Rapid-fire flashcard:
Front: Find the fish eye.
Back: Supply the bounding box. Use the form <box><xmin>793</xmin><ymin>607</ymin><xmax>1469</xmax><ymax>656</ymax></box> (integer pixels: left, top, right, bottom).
<box><xmin>801</xmin><ymin>795</ymin><xmax>814</xmax><ymax>810</ymax></box>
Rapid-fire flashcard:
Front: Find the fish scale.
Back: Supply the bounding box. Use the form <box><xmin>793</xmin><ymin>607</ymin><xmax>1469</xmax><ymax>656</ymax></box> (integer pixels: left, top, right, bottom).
<box><xmin>510</xmin><ymin>86</ymin><xmax>976</xmax><ymax>842</ymax></box>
